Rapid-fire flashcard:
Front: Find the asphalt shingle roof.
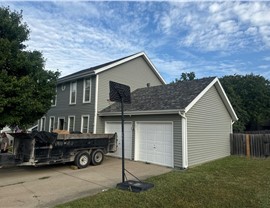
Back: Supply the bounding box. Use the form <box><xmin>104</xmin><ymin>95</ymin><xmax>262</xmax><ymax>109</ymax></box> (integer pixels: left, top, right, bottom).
<box><xmin>101</xmin><ymin>77</ymin><xmax>216</xmax><ymax>113</ymax></box>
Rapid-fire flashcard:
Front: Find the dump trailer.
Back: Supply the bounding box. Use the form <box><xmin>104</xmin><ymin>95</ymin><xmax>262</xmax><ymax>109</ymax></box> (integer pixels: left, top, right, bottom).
<box><xmin>0</xmin><ymin>131</ymin><xmax>117</xmax><ymax>168</ymax></box>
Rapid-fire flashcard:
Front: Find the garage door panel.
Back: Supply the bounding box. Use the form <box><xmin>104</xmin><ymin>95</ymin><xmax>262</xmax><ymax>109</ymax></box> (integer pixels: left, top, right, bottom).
<box><xmin>105</xmin><ymin>122</ymin><xmax>132</xmax><ymax>159</ymax></box>
<box><xmin>135</xmin><ymin>122</ymin><xmax>173</xmax><ymax>167</ymax></box>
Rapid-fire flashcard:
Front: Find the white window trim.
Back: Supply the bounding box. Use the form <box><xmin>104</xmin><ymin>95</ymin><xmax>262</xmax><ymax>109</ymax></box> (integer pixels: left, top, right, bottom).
<box><xmin>51</xmin><ymin>88</ymin><xmax>57</xmax><ymax>106</ymax></box>
<box><xmin>81</xmin><ymin>115</ymin><xmax>90</xmax><ymax>133</ymax></box>
<box><xmin>69</xmin><ymin>81</ymin><xmax>77</xmax><ymax>105</ymax></box>
<box><xmin>83</xmin><ymin>78</ymin><xmax>92</xmax><ymax>103</ymax></box>
<box><xmin>57</xmin><ymin>117</ymin><xmax>65</xmax><ymax>130</ymax></box>
<box><xmin>40</xmin><ymin>116</ymin><xmax>46</xmax><ymax>131</ymax></box>
<box><xmin>49</xmin><ymin>116</ymin><xmax>55</xmax><ymax>132</ymax></box>
<box><xmin>68</xmin><ymin>116</ymin><xmax>76</xmax><ymax>132</ymax></box>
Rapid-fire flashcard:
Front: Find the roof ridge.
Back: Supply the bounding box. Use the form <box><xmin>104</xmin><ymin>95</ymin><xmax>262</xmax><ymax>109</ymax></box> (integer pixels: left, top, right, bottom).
<box><xmin>58</xmin><ymin>52</ymin><xmax>144</xmax><ymax>81</ymax></box>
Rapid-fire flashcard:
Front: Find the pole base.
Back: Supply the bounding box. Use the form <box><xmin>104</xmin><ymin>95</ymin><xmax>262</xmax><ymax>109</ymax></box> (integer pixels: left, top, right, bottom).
<box><xmin>116</xmin><ymin>180</ymin><xmax>154</xmax><ymax>193</ymax></box>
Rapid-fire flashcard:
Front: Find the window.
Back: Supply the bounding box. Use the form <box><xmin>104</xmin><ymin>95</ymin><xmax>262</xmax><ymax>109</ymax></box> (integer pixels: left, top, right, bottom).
<box><xmin>40</xmin><ymin>117</ymin><xmax>46</xmax><ymax>131</ymax></box>
<box><xmin>58</xmin><ymin>117</ymin><xmax>65</xmax><ymax>130</ymax></box>
<box><xmin>81</xmin><ymin>115</ymin><xmax>90</xmax><ymax>133</ymax></box>
<box><xmin>83</xmin><ymin>78</ymin><xmax>91</xmax><ymax>103</ymax></box>
<box><xmin>51</xmin><ymin>88</ymin><xmax>57</xmax><ymax>106</ymax></box>
<box><xmin>69</xmin><ymin>81</ymin><xmax>77</xmax><ymax>104</ymax></box>
<box><xmin>49</xmin><ymin>117</ymin><xmax>55</xmax><ymax>132</ymax></box>
<box><xmin>68</xmin><ymin>116</ymin><xmax>75</xmax><ymax>132</ymax></box>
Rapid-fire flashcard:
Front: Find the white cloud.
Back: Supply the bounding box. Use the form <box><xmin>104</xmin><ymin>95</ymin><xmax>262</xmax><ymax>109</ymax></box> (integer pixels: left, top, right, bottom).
<box><xmin>209</xmin><ymin>3</ymin><xmax>221</xmax><ymax>13</ymax></box>
<box><xmin>157</xmin><ymin>2</ymin><xmax>270</xmax><ymax>52</ymax></box>
<box><xmin>219</xmin><ymin>20</ymin><xmax>238</xmax><ymax>34</ymax></box>
<box><xmin>263</xmin><ymin>56</ymin><xmax>270</xmax><ymax>61</ymax></box>
<box><xmin>1</xmin><ymin>1</ymin><xmax>270</xmax><ymax>81</ymax></box>
<box><xmin>258</xmin><ymin>65</ymin><xmax>269</xmax><ymax>69</ymax></box>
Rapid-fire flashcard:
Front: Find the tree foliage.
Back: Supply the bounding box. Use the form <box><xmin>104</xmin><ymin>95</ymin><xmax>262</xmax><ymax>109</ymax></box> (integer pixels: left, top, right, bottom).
<box><xmin>0</xmin><ymin>7</ymin><xmax>60</xmax><ymax>129</ymax></box>
<box><xmin>172</xmin><ymin>72</ymin><xmax>196</xmax><ymax>83</ymax></box>
<box><xmin>220</xmin><ymin>74</ymin><xmax>270</xmax><ymax>132</ymax></box>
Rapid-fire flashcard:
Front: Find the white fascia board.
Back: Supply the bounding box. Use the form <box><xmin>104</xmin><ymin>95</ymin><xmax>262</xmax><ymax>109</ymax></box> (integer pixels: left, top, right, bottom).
<box><xmin>142</xmin><ymin>53</ymin><xmax>166</xmax><ymax>84</ymax></box>
<box><xmin>184</xmin><ymin>77</ymin><xmax>238</xmax><ymax>121</ymax></box>
<box><xmin>58</xmin><ymin>72</ymin><xmax>95</xmax><ymax>84</ymax></box>
<box><xmin>215</xmin><ymin>79</ymin><xmax>238</xmax><ymax>121</ymax></box>
<box><xmin>99</xmin><ymin>109</ymin><xmax>181</xmax><ymax>117</ymax></box>
<box><xmin>94</xmin><ymin>52</ymin><xmax>166</xmax><ymax>84</ymax></box>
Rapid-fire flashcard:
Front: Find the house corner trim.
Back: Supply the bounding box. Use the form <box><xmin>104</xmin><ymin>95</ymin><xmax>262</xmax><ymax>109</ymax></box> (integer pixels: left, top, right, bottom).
<box><xmin>179</xmin><ymin>111</ymin><xmax>188</xmax><ymax>169</ymax></box>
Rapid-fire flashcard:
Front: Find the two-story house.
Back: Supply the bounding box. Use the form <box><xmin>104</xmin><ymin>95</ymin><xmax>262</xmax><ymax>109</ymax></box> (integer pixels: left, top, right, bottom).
<box><xmin>38</xmin><ymin>52</ymin><xmax>165</xmax><ymax>133</ymax></box>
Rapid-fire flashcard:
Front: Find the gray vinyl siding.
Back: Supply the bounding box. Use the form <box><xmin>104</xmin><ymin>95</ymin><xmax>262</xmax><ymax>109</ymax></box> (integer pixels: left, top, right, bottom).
<box><xmin>186</xmin><ymin>85</ymin><xmax>232</xmax><ymax>167</ymax></box>
<box><xmin>100</xmin><ymin>114</ymin><xmax>182</xmax><ymax>168</ymax></box>
<box><xmin>43</xmin><ymin>76</ymin><xmax>96</xmax><ymax>133</ymax></box>
<box><xmin>96</xmin><ymin>57</ymin><xmax>164</xmax><ymax>133</ymax></box>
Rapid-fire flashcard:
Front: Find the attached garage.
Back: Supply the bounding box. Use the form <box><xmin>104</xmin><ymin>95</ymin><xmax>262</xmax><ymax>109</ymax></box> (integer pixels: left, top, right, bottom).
<box><xmin>105</xmin><ymin>121</ymin><xmax>133</xmax><ymax>159</ymax></box>
<box><xmin>135</xmin><ymin>122</ymin><xmax>173</xmax><ymax>167</ymax></box>
<box><xmin>100</xmin><ymin>77</ymin><xmax>238</xmax><ymax>169</ymax></box>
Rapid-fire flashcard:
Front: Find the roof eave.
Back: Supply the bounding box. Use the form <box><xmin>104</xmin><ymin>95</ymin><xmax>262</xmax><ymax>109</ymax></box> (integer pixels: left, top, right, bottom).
<box><xmin>57</xmin><ymin>71</ymin><xmax>95</xmax><ymax>84</ymax></box>
<box><xmin>99</xmin><ymin>109</ymin><xmax>182</xmax><ymax>117</ymax></box>
<box><xmin>215</xmin><ymin>79</ymin><xmax>238</xmax><ymax>121</ymax></box>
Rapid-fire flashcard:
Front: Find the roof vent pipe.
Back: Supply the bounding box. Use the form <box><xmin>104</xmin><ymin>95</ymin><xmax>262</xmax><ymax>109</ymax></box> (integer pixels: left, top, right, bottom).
<box><xmin>147</xmin><ymin>83</ymin><xmax>150</xmax><ymax>87</ymax></box>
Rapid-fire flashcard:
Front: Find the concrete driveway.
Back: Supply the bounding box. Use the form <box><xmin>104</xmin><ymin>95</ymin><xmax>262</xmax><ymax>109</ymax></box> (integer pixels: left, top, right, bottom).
<box><xmin>0</xmin><ymin>157</ymin><xmax>171</xmax><ymax>208</ymax></box>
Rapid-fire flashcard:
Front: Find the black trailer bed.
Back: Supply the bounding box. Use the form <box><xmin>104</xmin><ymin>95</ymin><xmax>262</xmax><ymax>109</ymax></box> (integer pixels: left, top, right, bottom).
<box><xmin>1</xmin><ymin>131</ymin><xmax>117</xmax><ymax>167</ymax></box>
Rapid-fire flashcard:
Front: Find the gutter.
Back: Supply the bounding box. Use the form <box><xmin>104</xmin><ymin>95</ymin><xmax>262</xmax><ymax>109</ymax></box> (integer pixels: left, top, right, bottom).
<box><xmin>179</xmin><ymin>110</ymin><xmax>188</xmax><ymax>169</ymax></box>
<box><xmin>57</xmin><ymin>71</ymin><xmax>95</xmax><ymax>84</ymax></box>
<box><xmin>99</xmin><ymin>109</ymin><xmax>180</xmax><ymax>117</ymax></box>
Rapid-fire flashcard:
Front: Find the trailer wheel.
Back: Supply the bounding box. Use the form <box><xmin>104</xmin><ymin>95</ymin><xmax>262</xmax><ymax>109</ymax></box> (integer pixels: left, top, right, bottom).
<box><xmin>75</xmin><ymin>151</ymin><xmax>90</xmax><ymax>169</ymax></box>
<box><xmin>91</xmin><ymin>149</ymin><xmax>104</xmax><ymax>166</ymax></box>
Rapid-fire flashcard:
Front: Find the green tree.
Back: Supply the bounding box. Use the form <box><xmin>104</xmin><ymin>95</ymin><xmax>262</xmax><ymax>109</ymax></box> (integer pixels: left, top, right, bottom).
<box><xmin>220</xmin><ymin>74</ymin><xmax>270</xmax><ymax>132</ymax></box>
<box><xmin>0</xmin><ymin>7</ymin><xmax>60</xmax><ymax>129</ymax></box>
<box><xmin>172</xmin><ymin>72</ymin><xmax>196</xmax><ymax>83</ymax></box>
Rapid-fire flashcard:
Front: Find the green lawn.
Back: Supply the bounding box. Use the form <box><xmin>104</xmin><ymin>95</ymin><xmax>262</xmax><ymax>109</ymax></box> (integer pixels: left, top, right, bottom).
<box><xmin>55</xmin><ymin>156</ymin><xmax>270</xmax><ymax>208</ymax></box>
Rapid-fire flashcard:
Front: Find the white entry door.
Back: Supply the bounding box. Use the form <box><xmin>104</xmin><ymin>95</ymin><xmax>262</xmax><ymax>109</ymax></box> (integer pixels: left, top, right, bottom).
<box><xmin>105</xmin><ymin>121</ymin><xmax>132</xmax><ymax>159</ymax></box>
<box><xmin>135</xmin><ymin>122</ymin><xmax>173</xmax><ymax>167</ymax></box>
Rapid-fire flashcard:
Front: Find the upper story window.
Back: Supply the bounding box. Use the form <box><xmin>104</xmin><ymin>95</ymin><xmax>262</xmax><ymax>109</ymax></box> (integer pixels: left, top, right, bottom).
<box><xmin>51</xmin><ymin>88</ymin><xmax>57</xmax><ymax>106</ymax></box>
<box><xmin>69</xmin><ymin>81</ymin><xmax>77</xmax><ymax>104</ymax></box>
<box><xmin>83</xmin><ymin>78</ymin><xmax>91</xmax><ymax>103</ymax></box>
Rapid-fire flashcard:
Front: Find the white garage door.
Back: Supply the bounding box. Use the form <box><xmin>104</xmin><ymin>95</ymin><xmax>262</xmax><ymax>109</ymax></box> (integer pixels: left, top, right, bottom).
<box><xmin>105</xmin><ymin>121</ymin><xmax>132</xmax><ymax>159</ymax></box>
<box><xmin>135</xmin><ymin>122</ymin><xmax>173</xmax><ymax>167</ymax></box>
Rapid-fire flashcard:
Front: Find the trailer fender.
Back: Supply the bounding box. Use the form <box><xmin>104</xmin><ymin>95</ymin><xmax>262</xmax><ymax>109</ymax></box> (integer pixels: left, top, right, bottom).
<box><xmin>91</xmin><ymin>149</ymin><xmax>104</xmax><ymax>166</ymax></box>
<box><xmin>74</xmin><ymin>151</ymin><xmax>90</xmax><ymax>169</ymax></box>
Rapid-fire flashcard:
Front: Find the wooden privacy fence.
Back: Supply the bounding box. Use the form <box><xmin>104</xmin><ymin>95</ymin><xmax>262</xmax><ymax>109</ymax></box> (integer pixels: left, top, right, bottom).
<box><xmin>230</xmin><ymin>133</ymin><xmax>270</xmax><ymax>157</ymax></box>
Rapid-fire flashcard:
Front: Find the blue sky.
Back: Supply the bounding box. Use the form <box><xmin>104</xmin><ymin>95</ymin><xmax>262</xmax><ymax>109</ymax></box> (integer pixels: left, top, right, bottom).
<box><xmin>1</xmin><ymin>1</ymin><xmax>270</xmax><ymax>83</ymax></box>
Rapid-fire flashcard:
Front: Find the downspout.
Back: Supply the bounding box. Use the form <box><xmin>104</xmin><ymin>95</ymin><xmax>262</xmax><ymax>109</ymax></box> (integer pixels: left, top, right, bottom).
<box><xmin>179</xmin><ymin>111</ymin><xmax>188</xmax><ymax>169</ymax></box>
<box><xmin>231</xmin><ymin>120</ymin><xmax>235</xmax><ymax>133</ymax></box>
<box><xmin>93</xmin><ymin>74</ymin><xmax>99</xmax><ymax>133</ymax></box>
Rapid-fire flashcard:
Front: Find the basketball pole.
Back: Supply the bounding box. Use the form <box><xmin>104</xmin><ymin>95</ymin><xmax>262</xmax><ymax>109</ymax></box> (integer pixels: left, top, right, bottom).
<box><xmin>121</xmin><ymin>97</ymin><xmax>125</xmax><ymax>183</ymax></box>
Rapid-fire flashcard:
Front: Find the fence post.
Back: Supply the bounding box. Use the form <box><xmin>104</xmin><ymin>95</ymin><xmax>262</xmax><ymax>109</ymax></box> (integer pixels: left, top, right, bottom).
<box><xmin>246</xmin><ymin>134</ymin><xmax>250</xmax><ymax>158</ymax></box>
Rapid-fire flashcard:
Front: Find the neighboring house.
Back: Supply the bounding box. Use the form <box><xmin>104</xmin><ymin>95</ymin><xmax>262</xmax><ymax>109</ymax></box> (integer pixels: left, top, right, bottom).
<box><xmin>38</xmin><ymin>52</ymin><xmax>165</xmax><ymax>133</ymax></box>
<box><xmin>99</xmin><ymin>77</ymin><xmax>238</xmax><ymax>169</ymax></box>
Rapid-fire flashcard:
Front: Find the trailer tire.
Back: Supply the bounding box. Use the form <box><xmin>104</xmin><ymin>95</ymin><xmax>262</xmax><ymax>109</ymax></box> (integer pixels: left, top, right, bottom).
<box><xmin>75</xmin><ymin>151</ymin><xmax>90</xmax><ymax>169</ymax></box>
<box><xmin>91</xmin><ymin>149</ymin><xmax>104</xmax><ymax>166</ymax></box>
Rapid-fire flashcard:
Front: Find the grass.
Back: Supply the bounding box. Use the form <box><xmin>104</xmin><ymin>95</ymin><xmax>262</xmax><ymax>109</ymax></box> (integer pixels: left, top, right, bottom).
<box><xmin>55</xmin><ymin>156</ymin><xmax>270</xmax><ymax>208</ymax></box>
